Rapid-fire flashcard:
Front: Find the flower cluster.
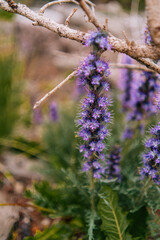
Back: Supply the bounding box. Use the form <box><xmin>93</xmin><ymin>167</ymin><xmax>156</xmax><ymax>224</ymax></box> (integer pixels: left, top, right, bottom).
<box><xmin>49</xmin><ymin>102</ymin><xmax>59</xmax><ymax>122</ymax></box>
<box><xmin>145</xmin><ymin>28</ymin><xmax>153</xmax><ymax>45</ymax></box>
<box><xmin>77</xmin><ymin>31</ymin><xmax>111</xmax><ymax>178</ymax></box>
<box><xmin>85</xmin><ymin>31</ymin><xmax>112</xmax><ymax>51</ymax></box>
<box><xmin>128</xmin><ymin>71</ymin><xmax>159</xmax><ymax>121</ymax></box>
<box><xmin>106</xmin><ymin>145</ymin><xmax>121</xmax><ymax>180</ymax></box>
<box><xmin>120</xmin><ymin>55</ymin><xmax>134</xmax><ymax>111</ymax></box>
<box><xmin>33</xmin><ymin>108</ymin><xmax>43</xmax><ymax>124</ymax></box>
<box><xmin>141</xmin><ymin>123</ymin><xmax>160</xmax><ymax>185</ymax></box>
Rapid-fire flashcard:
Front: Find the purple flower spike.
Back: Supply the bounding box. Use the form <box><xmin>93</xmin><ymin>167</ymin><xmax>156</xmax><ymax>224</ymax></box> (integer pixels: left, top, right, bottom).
<box><xmin>106</xmin><ymin>145</ymin><xmax>121</xmax><ymax>180</ymax></box>
<box><xmin>128</xmin><ymin>71</ymin><xmax>160</xmax><ymax>121</ymax></box>
<box><xmin>49</xmin><ymin>102</ymin><xmax>59</xmax><ymax>122</ymax></box>
<box><xmin>34</xmin><ymin>108</ymin><xmax>43</xmax><ymax>124</ymax></box>
<box><xmin>85</xmin><ymin>31</ymin><xmax>112</xmax><ymax>51</ymax></box>
<box><xmin>119</xmin><ymin>55</ymin><xmax>135</xmax><ymax>112</ymax></box>
<box><xmin>77</xmin><ymin>30</ymin><xmax>111</xmax><ymax>178</ymax></box>
<box><xmin>141</xmin><ymin>123</ymin><xmax>160</xmax><ymax>185</ymax></box>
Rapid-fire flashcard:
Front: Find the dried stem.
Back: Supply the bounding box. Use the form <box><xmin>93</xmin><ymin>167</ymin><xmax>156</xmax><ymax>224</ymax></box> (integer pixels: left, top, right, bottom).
<box><xmin>122</xmin><ymin>31</ymin><xmax>130</xmax><ymax>46</ymax></box>
<box><xmin>144</xmin><ymin>29</ymin><xmax>148</xmax><ymax>45</ymax></box>
<box><xmin>77</xmin><ymin>0</ymin><xmax>101</xmax><ymax>29</ymax></box>
<box><xmin>33</xmin><ymin>71</ymin><xmax>76</xmax><ymax>109</ymax></box>
<box><xmin>85</xmin><ymin>0</ymin><xmax>95</xmax><ymax>8</ymax></box>
<box><xmin>65</xmin><ymin>7</ymin><xmax>77</xmax><ymax>26</ymax></box>
<box><xmin>111</xmin><ymin>63</ymin><xmax>154</xmax><ymax>72</ymax></box>
<box><xmin>39</xmin><ymin>0</ymin><xmax>79</xmax><ymax>14</ymax></box>
<box><xmin>135</xmin><ymin>58</ymin><xmax>160</xmax><ymax>74</ymax></box>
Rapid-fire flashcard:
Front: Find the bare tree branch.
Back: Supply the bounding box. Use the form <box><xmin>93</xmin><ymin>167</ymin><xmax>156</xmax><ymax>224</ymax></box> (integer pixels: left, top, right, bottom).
<box><xmin>122</xmin><ymin>31</ymin><xmax>130</xmax><ymax>46</ymax></box>
<box><xmin>39</xmin><ymin>0</ymin><xmax>79</xmax><ymax>14</ymax></box>
<box><xmin>135</xmin><ymin>58</ymin><xmax>160</xmax><ymax>74</ymax></box>
<box><xmin>111</xmin><ymin>63</ymin><xmax>154</xmax><ymax>72</ymax></box>
<box><xmin>0</xmin><ymin>0</ymin><xmax>86</xmax><ymax>42</ymax></box>
<box><xmin>146</xmin><ymin>0</ymin><xmax>160</xmax><ymax>46</ymax></box>
<box><xmin>85</xmin><ymin>0</ymin><xmax>95</xmax><ymax>8</ymax></box>
<box><xmin>65</xmin><ymin>7</ymin><xmax>77</xmax><ymax>26</ymax></box>
<box><xmin>33</xmin><ymin>71</ymin><xmax>76</xmax><ymax>109</ymax></box>
<box><xmin>77</xmin><ymin>0</ymin><xmax>101</xmax><ymax>29</ymax></box>
<box><xmin>0</xmin><ymin>0</ymin><xmax>160</xmax><ymax>73</ymax></box>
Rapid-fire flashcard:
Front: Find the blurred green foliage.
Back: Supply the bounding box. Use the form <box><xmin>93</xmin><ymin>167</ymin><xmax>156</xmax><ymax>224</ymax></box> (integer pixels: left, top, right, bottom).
<box><xmin>0</xmin><ymin>9</ymin><xmax>14</xmax><ymax>20</ymax></box>
<box><xmin>22</xmin><ymin>98</ymin><xmax>160</xmax><ymax>239</ymax></box>
<box><xmin>0</xmin><ymin>53</ymin><xmax>22</xmax><ymax>138</ymax></box>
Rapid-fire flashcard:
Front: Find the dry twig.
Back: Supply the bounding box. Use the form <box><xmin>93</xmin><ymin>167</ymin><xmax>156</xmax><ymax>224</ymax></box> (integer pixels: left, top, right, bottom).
<box><xmin>65</xmin><ymin>7</ymin><xmax>77</xmax><ymax>26</ymax></box>
<box><xmin>77</xmin><ymin>0</ymin><xmax>101</xmax><ymax>29</ymax></box>
<box><xmin>135</xmin><ymin>58</ymin><xmax>160</xmax><ymax>74</ymax></box>
<box><xmin>33</xmin><ymin>71</ymin><xmax>76</xmax><ymax>109</ymax></box>
<box><xmin>110</xmin><ymin>63</ymin><xmax>154</xmax><ymax>72</ymax></box>
<box><xmin>85</xmin><ymin>0</ymin><xmax>95</xmax><ymax>8</ymax></box>
<box><xmin>122</xmin><ymin>31</ymin><xmax>130</xmax><ymax>46</ymax></box>
<box><xmin>39</xmin><ymin>0</ymin><xmax>79</xmax><ymax>14</ymax></box>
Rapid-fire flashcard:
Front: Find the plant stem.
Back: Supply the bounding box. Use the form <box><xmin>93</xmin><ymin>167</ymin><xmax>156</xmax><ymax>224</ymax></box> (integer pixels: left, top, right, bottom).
<box><xmin>0</xmin><ymin>202</ymin><xmax>55</xmax><ymax>214</ymax></box>
<box><xmin>90</xmin><ymin>167</ymin><xmax>95</xmax><ymax>214</ymax></box>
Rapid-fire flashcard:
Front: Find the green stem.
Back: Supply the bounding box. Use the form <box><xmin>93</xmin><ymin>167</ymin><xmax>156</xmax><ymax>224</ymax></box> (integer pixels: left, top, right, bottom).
<box><xmin>0</xmin><ymin>202</ymin><xmax>55</xmax><ymax>214</ymax></box>
<box><xmin>90</xmin><ymin>167</ymin><xmax>95</xmax><ymax>214</ymax></box>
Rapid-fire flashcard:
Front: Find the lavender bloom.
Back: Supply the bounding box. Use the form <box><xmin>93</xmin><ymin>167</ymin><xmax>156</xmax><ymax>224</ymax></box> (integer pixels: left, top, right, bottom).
<box><xmin>128</xmin><ymin>71</ymin><xmax>159</xmax><ymax>121</ymax></box>
<box><xmin>106</xmin><ymin>145</ymin><xmax>121</xmax><ymax>180</ymax></box>
<box><xmin>33</xmin><ymin>108</ymin><xmax>43</xmax><ymax>124</ymax></box>
<box><xmin>123</xmin><ymin>128</ymin><xmax>134</xmax><ymax>140</ymax></box>
<box><xmin>85</xmin><ymin>31</ymin><xmax>112</xmax><ymax>51</ymax></box>
<box><xmin>141</xmin><ymin>123</ymin><xmax>160</xmax><ymax>185</ymax></box>
<box><xmin>144</xmin><ymin>28</ymin><xmax>152</xmax><ymax>45</ymax></box>
<box><xmin>49</xmin><ymin>102</ymin><xmax>59</xmax><ymax>122</ymax></box>
<box><xmin>77</xmin><ymin>31</ymin><xmax>111</xmax><ymax>178</ymax></box>
<box><xmin>120</xmin><ymin>55</ymin><xmax>135</xmax><ymax>111</ymax></box>
<box><xmin>74</xmin><ymin>78</ymin><xmax>86</xmax><ymax>99</ymax></box>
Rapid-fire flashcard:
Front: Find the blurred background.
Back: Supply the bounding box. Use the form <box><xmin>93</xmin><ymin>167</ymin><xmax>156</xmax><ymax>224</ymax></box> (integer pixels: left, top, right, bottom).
<box><xmin>0</xmin><ymin>0</ymin><xmax>152</xmax><ymax>239</ymax></box>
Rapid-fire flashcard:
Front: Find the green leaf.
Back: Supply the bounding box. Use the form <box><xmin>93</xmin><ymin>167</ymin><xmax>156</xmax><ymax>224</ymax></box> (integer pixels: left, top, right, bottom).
<box><xmin>86</xmin><ymin>211</ymin><xmax>96</xmax><ymax>240</ymax></box>
<box><xmin>98</xmin><ymin>186</ymin><xmax>129</xmax><ymax>240</ymax></box>
<box><xmin>127</xmin><ymin>206</ymin><xmax>148</xmax><ymax>239</ymax></box>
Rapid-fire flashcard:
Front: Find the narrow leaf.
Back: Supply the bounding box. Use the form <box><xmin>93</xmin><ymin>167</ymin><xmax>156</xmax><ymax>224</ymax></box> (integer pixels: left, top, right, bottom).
<box><xmin>87</xmin><ymin>212</ymin><xmax>96</xmax><ymax>240</ymax></box>
<box><xmin>98</xmin><ymin>186</ymin><xmax>129</xmax><ymax>240</ymax></box>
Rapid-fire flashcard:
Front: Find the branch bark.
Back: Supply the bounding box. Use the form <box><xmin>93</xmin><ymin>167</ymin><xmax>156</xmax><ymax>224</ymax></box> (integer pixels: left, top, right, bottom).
<box><xmin>0</xmin><ymin>0</ymin><xmax>160</xmax><ymax>73</ymax></box>
<box><xmin>111</xmin><ymin>63</ymin><xmax>154</xmax><ymax>72</ymax></box>
<box><xmin>33</xmin><ymin>71</ymin><xmax>76</xmax><ymax>109</ymax></box>
<box><xmin>77</xmin><ymin>0</ymin><xmax>101</xmax><ymax>29</ymax></box>
<box><xmin>0</xmin><ymin>0</ymin><xmax>86</xmax><ymax>42</ymax></box>
<box><xmin>146</xmin><ymin>0</ymin><xmax>160</xmax><ymax>46</ymax></box>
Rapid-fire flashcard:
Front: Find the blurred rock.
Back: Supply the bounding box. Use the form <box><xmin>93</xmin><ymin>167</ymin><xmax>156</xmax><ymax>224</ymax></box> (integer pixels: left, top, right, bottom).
<box><xmin>0</xmin><ymin>193</ymin><xmax>19</xmax><ymax>240</ymax></box>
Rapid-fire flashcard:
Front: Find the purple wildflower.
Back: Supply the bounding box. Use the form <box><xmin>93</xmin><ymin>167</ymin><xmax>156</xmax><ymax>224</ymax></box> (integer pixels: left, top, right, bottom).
<box><xmin>144</xmin><ymin>28</ymin><xmax>152</xmax><ymax>45</ymax></box>
<box><xmin>49</xmin><ymin>102</ymin><xmax>59</xmax><ymax>122</ymax></box>
<box><xmin>141</xmin><ymin>123</ymin><xmax>160</xmax><ymax>185</ymax></box>
<box><xmin>33</xmin><ymin>108</ymin><xmax>43</xmax><ymax>124</ymax></box>
<box><xmin>85</xmin><ymin>31</ymin><xmax>111</xmax><ymax>51</ymax></box>
<box><xmin>77</xmin><ymin>30</ymin><xmax>111</xmax><ymax>178</ymax></box>
<box><xmin>120</xmin><ymin>55</ymin><xmax>135</xmax><ymax>111</ymax></box>
<box><xmin>106</xmin><ymin>145</ymin><xmax>121</xmax><ymax>180</ymax></box>
<box><xmin>128</xmin><ymin>71</ymin><xmax>160</xmax><ymax>121</ymax></box>
<box><xmin>123</xmin><ymin>128</ymin><xmax>134</xmax><ymax>140</ymax></box>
